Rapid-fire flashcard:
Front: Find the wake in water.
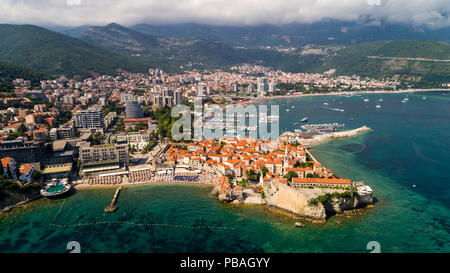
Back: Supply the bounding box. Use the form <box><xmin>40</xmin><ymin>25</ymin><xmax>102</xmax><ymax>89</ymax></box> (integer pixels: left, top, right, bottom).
<box><xmin>323</xmin><ymin>106</ymin><xmax>345</xmax><ymax>112</ymax></box>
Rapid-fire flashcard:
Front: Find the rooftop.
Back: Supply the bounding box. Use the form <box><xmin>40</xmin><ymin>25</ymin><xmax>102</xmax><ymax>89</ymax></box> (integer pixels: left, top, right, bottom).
<box><xmin>42</xmin><ymin>163</ymin><xmax>72</xmax><ymax>174</ymax></box>
<box><xmin>292</xmin><ymin>178</ymin><xmax>351</xmax><ymax>185</ymax></box>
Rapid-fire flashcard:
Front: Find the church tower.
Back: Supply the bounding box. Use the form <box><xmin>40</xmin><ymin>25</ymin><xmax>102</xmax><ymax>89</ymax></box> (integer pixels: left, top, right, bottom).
<box><xmin>283</xmin><ymin>144</ymin><xmax>289</xmax><ymax>174</ymax></box>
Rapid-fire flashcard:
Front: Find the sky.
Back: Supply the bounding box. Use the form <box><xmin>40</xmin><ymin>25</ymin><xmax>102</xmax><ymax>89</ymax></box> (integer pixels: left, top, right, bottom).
<box><xmin>0</xmin><ymin>0</ymin><xmax>449</xmax><ymax>28</ymax></box>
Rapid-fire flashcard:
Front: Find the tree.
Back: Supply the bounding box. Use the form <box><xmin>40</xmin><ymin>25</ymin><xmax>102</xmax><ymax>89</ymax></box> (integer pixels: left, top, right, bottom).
<box><xmin>245</xmin><ymin>169</ymin><xmax>259</xmax><ymax>182</ymax></box>
<box><xmin>32</xmin><ymin>170</ymin><xmax>42</xmax><ymax>181</ymax></box>
<box><xmin>18</xmin><ymin>124</ymin><xmax>27</xmax><ymax>135</ymax></box>
<box><xmin>113</xmin><ymin>119</ymin><xmax>125</xmax><ymax>133</ymax></box>
<box><xmin>55</xmin><ymin>109</ymin><xmax>72</xmax><ymax>127</ymax></box>
<box><xmin>128</xmin><ymin>144</ymin><xmax>137</xmax><ymax>154</ymax></box>
<box><xmin>127</xmin><ymin>122</ymin><xmax>148</xmax><ymax>133</ymax></box>
<box><xmin>16</xmin><ymin>165</ymin><xmax>21</xmax><ymax>180</ymax></box>
<box><xmin>261</xmin><ymin>191</ymin><xmax>266</xmax><ymax>199</ymax></box>
<box><xmin>143</xmin><ymin>142</ymin><xmax>155</xmax><ymax>152</ymax></box>
<box><xmin>239</xmin><ymin>179</ymin><xmax>248</xmax><ymax>188</ymax></box>
<box><xmin>284</xmin><ymin>171</ymin><xmax>299</xmax><ymax>182</ymax></box>
<box><xmin>0</xmin><ymin>164</ymin><xmax>4</xmax><ymax>177</ymax></box>
<box><xmin>6</xmin><ymin>131</ymin><xmax>20</xmax><ymax>140</ymax></box>
<box><xmin>261</xmin><ymin>167</ymin><xmax>269</xmax><ymax>177</ymax></box>
<box><xmin>76</xmin><ymin>159</ymin><xmax>82</xmax><ymax>169</ymax></box>
<box><xmin>92</xmin><ymin>133</ymin><xmax>103</xmax><ymax>145</ymax></box>
<box><xmin>6</xmin><ymin>164</ymin><xmax>12</xmax><ymax>179</ymax></box>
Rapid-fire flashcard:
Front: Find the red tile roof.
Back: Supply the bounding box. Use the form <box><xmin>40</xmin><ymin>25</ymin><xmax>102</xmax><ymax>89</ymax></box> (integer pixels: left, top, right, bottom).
<box><xmin>292</xmin><ymin>178</ymin><xmax>351</xmax><ymax>185</ymax></box>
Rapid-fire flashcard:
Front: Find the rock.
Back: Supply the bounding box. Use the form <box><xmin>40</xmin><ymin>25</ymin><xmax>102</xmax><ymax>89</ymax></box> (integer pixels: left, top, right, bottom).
<box><xmin>231</xmin><ymin>189</ymin><xmax>244</xmax><ymax>202</ymax></box>
<box><xmin>304</xmin><ymin>202</ymin><xmax>327</xmax><ymax>220</ymax></box>
<box><xmin>210</xmin><ymin>186</ymin><xmax>219</xmax><ymax>196</ymax></box>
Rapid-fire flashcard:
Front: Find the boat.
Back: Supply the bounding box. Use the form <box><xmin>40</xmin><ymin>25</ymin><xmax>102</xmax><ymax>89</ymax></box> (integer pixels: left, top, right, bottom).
<box><xmin>376</xmin><ymin>104</ymin><xmax>381</xmax><ymax>108</ymax></box>
<box><xmin>423</xmin><ymin>97</ymin><xmax>427</xmax><ymax>100</ymax></box>
<box><xmin>301</xmin><ymin>117</ymin><xmax>308</xmax><ymax>122</ymax></box>
<box><xmin>40</xmin><ymin>178</ymin><xmax>72</xmax><ymax>197</ymax></box>
<box><xmin>295</xmin><ymin>222</ymin><xmax>305</xmax><ymax>228</ymax></box>
<box><xmin>286</xmin><ymin>109</ymin><xmax>290</xmax><ymax>112</ymax></box>
<box><xmin>323</xmin><ymin>102</ymin><xmax>329</xmax><ymax>105</ymax></box>
<box><xmin>379</xmin><ymin>98</ymin><xmax>383</xmax><ymax>102</ymax></box>
<box><xmin>292</xmin><ymin>106</ymin><xmax>295</xmax><ymax>109</ymax></box>
<box><xmin>364</xmin><ymin>98</ymin><xmax>369</xmax><ymax>102</ymax></box>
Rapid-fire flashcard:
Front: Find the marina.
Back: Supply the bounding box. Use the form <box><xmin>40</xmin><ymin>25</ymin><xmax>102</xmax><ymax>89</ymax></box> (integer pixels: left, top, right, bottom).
<box><xmin>299</xmin><ymin>123</ymin><xmax>345</xmax><ymax>133</ymax></box>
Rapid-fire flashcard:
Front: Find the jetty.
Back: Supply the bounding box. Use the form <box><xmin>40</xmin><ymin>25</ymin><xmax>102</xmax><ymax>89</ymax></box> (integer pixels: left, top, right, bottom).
<box><xmin>104</xmin><ymin>186</ymin><xmax>121</xmax><ymax>212</ymax></box>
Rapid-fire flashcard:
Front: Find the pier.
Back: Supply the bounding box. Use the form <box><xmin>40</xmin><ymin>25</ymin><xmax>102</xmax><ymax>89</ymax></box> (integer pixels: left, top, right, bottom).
<box><xmin>104</xmin><ymin>186</ymin><xmax>121</xmax><ymax>212</ymax></box>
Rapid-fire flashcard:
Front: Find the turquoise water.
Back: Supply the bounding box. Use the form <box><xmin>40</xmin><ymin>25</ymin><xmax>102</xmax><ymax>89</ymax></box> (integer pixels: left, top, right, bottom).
<box><xmin>0</xmin><ymin>91</ymin><xmax>449</xmax><ymax>253</ymax></box>
<box><xmin>46</xmin><ymin>185</ymin><xmax>65</xmax><ymax>193</ymax></box>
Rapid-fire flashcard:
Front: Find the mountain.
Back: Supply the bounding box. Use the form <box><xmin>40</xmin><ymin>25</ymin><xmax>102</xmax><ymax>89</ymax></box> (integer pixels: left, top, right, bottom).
<box><xmin>306</xmin><ymin>40</ymin><xmax>450</xmax><ymax>85</ymax></box>
<box><xmin>131</xmin><ymin>22</ymin><xmax>450</xmax><ymax>48</ymax></box>
<box><xmin>77</xmin><ymin>23</ymin><xmax>262</xmax><ymax>72</ymax></box>
<box><xmin>46</xmin><ymin>25</ymin><xmax>92</xmax><ymax>38</ymax></box>
<box><xmin>0</xmin><ymin>24</ymin><xmax>148</xmax><ymax>78</ymax></box>
<box><xmin>81</xmin><ymin>23</ymin><xmax>163</xmax><ymax>56</ymax></box>
<box><xmin>70</xmin><ymin>23</ymin><xmax>450</xmax><ymax>86</ymax></box>
<box><xmin>0</xmin><ymin>62</ymin><xmax>50</xmax><ymax>92</ymax></box>
<box><xmin>11</xmin><ymin>23</ymin><xmax>449</xmax><ymax>86</ymax></box>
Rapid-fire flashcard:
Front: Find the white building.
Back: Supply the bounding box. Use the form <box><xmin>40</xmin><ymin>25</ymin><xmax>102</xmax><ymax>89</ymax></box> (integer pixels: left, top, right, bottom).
<box><xmin>116</xmin><ymin>132</ymin><xmax>152</xmax><ymax>151</ymax></box>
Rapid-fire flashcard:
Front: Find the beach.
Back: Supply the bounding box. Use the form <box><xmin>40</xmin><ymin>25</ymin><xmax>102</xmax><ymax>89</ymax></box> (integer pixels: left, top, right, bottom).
<box><xmin>236</xmin><ymin>88</ymin><xmax>450</xmax><ymax>104</ymax></box>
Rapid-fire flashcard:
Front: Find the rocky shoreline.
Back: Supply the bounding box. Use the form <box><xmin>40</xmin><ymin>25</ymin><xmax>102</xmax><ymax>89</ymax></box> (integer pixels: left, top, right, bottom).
<box><xmin>210</xmin><ymin>181</ymin><xmax>374</xmax><ymax>224</ymax></box>
<box><xmin>0</xmin><ymin>191</ymin><xmax>42</xmax><ymax>212</ymax></box>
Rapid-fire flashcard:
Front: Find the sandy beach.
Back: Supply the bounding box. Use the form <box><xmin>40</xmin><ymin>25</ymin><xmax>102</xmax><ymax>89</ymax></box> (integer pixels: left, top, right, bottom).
<box><xmin>236</xmin><ymin>88</ymin><xmax>450</xmax><ymax>104</ymax></box>
<box><xmin>73</xmin><ymin>180</ymin><xmax>215</xmax><ymax>190</ymax></box>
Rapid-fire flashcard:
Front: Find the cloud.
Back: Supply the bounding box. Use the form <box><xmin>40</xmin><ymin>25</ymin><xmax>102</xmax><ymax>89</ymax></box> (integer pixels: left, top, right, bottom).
<box><xmin>0</xmin><ymin>0</ymin><xmax>448</xmax><ymax>28</ymax></box>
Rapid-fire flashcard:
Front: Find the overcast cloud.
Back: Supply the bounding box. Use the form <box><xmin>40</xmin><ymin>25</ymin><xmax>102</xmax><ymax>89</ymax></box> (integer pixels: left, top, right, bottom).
<box><xmin>0</xmin><ymin>0</ymin><xmax>448</xmax><ymax>28</ymax></box>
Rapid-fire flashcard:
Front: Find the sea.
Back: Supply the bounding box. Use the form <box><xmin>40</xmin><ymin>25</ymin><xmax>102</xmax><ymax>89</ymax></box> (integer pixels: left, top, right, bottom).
<box><xmin>0</xmin><ymin>91</ymin><xmax>449</xmax><ymax>253</ymax></box>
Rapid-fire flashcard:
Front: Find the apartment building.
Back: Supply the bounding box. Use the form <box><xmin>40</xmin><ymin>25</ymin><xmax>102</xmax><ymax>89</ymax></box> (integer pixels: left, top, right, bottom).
<box><xmin>79</xmin><ymin>143</ymin><xmax>129</xmax><ymax>174</ymax></box>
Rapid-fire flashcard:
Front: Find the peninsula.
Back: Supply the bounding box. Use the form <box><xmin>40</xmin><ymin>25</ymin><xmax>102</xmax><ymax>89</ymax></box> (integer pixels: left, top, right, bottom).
<box><xmin>164</xmin><ymin>136</ymin><xmax>374</xmax><ymax>223</ymax></box>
